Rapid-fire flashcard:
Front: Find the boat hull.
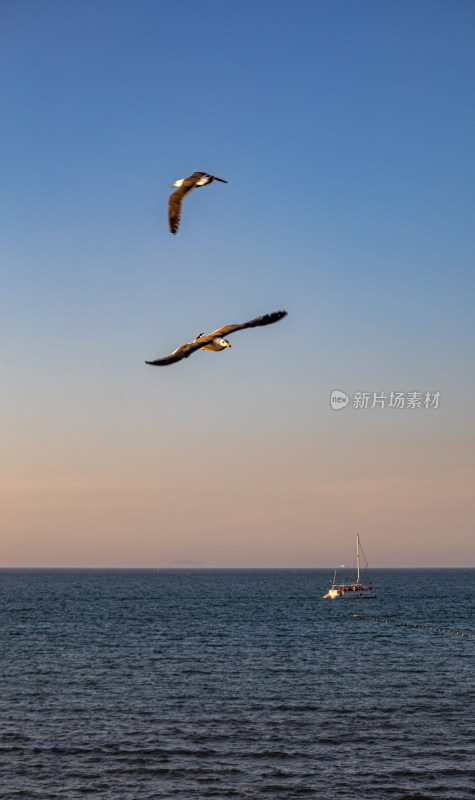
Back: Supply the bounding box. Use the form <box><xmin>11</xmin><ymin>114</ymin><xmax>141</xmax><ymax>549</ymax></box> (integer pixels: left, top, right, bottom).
<box><xmin>324</xmin><ymin>585</ymin><xmax>376</xmax><ymax>599</ymax></box>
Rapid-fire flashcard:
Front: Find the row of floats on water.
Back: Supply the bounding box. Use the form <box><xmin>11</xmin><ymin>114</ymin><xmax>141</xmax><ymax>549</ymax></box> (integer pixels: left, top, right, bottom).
<box><xmin>350</xmin><ymin>614</ymin><xmax>473</xmax><ymax>638</ymax></box>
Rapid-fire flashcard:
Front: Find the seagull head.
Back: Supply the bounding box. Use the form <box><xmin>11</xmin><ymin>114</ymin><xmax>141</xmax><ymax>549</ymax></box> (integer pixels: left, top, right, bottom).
<box><xmin>172</xmin><ymin>178</ymin><xmax>184</xmax><ymax>188</ymax></box>
<box><xmin>219</xmin><ymin>338</ymin><xmax>231</xmax><ymax>349</ymax></box>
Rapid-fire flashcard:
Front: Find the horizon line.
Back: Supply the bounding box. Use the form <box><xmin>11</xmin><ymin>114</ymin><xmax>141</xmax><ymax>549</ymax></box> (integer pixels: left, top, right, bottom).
<box><xmin>1</xmin><ymin>565</ymin><xmax>474</xmax><ymax>570</ymax></box>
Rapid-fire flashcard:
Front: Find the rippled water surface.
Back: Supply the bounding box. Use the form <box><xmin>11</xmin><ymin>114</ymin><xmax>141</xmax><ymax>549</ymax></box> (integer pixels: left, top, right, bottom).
<box><xmin>0</xmin><ymin>568</ymin><xmax>474</xmax><ymax>799</ymax></box>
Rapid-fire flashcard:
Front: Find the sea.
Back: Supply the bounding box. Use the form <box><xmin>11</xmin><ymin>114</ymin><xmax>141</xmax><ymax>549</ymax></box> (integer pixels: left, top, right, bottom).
<box><xmin>0</xmin><ymin>568</ymin><xmax>474</xmax><ymax>800</ymax></box>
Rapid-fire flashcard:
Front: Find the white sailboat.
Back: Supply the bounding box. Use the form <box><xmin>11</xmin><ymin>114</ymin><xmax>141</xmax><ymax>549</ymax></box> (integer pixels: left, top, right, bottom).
<box><xmin>323</xmin><ymin>534</ymin><xmax>376</xmax><ymax>599</ymax></box>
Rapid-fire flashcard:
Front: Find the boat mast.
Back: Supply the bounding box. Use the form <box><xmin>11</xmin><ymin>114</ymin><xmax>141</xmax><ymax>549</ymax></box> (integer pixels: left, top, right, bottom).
<box><xmin>356</xmin><ymin>533</ymin><xmax>360</xmax><ymax>583</ymax></box>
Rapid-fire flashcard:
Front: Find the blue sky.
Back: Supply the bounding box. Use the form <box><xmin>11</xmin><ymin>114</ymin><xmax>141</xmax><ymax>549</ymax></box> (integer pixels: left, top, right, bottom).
<box><xmin>1</xmin><ymin>0</ymin><xmax>474</xmax><ymax>567</ymax></box>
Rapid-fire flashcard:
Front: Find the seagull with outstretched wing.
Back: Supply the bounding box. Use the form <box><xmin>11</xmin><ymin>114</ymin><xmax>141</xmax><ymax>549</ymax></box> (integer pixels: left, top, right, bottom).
<box><xmin>145</xmin><ymin>311</ymin><xmax>288</xmax><ymax>366</ymax></box>
<box><xmin>168</xmin><ymin>172</ymin><xmax>227</xmax><ymax>234</ymax></box>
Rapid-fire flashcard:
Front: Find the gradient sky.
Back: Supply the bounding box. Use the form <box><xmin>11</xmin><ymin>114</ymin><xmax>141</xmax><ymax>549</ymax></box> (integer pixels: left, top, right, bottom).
<box><xmin>1</xmin><ymin>0</ymin><xmax>474</xmax><ymax>567</ymax></box>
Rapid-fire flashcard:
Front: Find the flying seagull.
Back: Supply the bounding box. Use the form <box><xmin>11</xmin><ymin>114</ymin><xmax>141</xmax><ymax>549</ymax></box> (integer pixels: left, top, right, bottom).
<box><xmin>145</xmin><ymin>310</ymin><xmax>287</xmax><ymax>366</ymax></box>
<box><xmin>168</xmin><ymin>172</ymin><xmax>227</xmax><ymax>234</ymax></box>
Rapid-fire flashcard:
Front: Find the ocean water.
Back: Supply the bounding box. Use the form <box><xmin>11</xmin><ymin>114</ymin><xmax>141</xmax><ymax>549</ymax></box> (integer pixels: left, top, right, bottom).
<box><xmin>0</xmin><ymin>568</ymin><xmax>474</xmax><ymax>800</ymax></box>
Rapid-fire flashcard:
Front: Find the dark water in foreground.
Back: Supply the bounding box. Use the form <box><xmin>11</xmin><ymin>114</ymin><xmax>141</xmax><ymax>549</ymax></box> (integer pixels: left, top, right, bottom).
<box><xmin>0</xmin><ymin>568</ymin><xmax>474</xmax><ymax>800</ymax></box>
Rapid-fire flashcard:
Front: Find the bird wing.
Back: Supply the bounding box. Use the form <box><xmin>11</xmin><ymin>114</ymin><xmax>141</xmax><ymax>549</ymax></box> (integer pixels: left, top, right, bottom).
<box><xmin>210</xmin><ymin>310</ymin><xmax>288</xmax><ymax>338</ymax></box>
<box><xmin>145</xmin><ymin>335</ymin><xmax>214</xmax><ymax>366</ymax></box>
<box><xmin>168</xmin><ymin>191</ymin><xmax>183</xmax><ymax>234</ymax></box>
<box><xmin>188</xmin><ymin>172</ymin><xmax>206</xmax><ymax>182</ymax></box>
<box><xmin>168</xmin><ymin>174</ymin><xmax>205</xmax><ymax>234</ymax></box>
